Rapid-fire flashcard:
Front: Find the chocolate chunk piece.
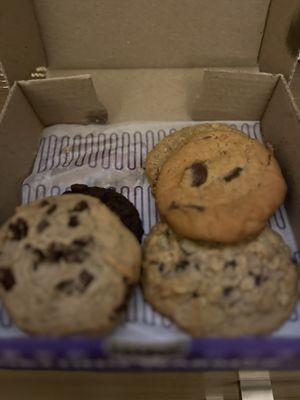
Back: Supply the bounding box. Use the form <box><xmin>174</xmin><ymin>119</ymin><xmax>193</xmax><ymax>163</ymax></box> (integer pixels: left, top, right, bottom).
<box><xmin>0</xmin><ymin>268</ymin><xmax>15</xmax><ymax>291</ymax></box>
<box><xmin>158</xmin><ymin>263</ymin><xmax>165</xmax><ymax>272</ymax></box>
<box><xmin>224</xmin><ymin>167</ymin><xmax>243</xmax><ymax>182</ymax></box>
<box><xmin>63</xmin><ymin>185</ymin><xmax>144</xmax><ymax>242</ymax></box>
<box><xmin>223</xmin><ymin>287</ymin><xmax>233</xmax><ymax>297</ymax></box>
<box><xmin>69</xmin><ymin>215</ymin><xmax>79</xmax><ymax>227</ymax></box>
<box><xmin>224</xmin><ymin>259</ymin><xmax>237</xmax><ymax>269</ymax></box>
<box><xmin>175</xmin><ymin>260</ymin><xmax>189</xmax><ymax>271</ymax></box>
<box><xmin>192</xmin><ymin>291</ymin><xmax>199</xmax><ymax>298</ymax></box>
<box><xmin>45</xmin><ymin>239</ymin><xmax>91</xmax><ymax>264</ymax></box>
<box><xmin>72</xmin><ymin>201</ymin><xmax>89</xmax><ymax>212</ymax></box>
<box><xmin>37</xmin><ymin>220</ymin><xmax>50</xmax><ymax>233</ymax></box>
<box><xmin>56</xmin><ymin>270</ymin><xmax>94</xmax><ymax>295</ymax></box>
<box><xmin>46</xmin><ymin>204</ymin><xmax>57</xmax><ymax>215</ymax></box>
<box><xmin>188</xmin><ymin>162</ymin><xmax>208</xmax><ymax>187</ymax></box>
<box><xmin>78</xmin><ymin>270</ymin><xmax>94</xmax><ymax>291</ymax></box>
<box><xmin>9</xmin><ymin>218</ymin><xmax>28</xmax><ymax>240</ymax></box>
<box><xmin>55</xmin><ymin>279</ymin><xmax>74</xmax><ymax>295</ymax></box>
<box><xmin>183</xmin><ymin>204</ymin><xmax>205</xmax><ymax>212</ymax></box>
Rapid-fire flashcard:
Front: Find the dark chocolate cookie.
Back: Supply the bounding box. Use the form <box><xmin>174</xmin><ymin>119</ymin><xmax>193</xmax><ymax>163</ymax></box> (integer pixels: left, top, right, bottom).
<box><xmin>0</xmin><ymin>195</ymin><xmax>141</xmax><ymax>335</ymax></box>
<box><xmin>63</xmin><ymin>184</ymin><xmax>144</xmax><ymax>242</ymax></box>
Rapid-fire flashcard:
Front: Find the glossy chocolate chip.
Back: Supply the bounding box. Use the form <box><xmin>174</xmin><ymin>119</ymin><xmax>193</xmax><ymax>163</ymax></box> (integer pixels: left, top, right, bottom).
<box><xmin>224</xmin><ymin>167</ymin><xmax>243</xmax><ymax>182</ymax></box>
<box><xmin>37</xmin><ymin>220</ymin><xmax>50</xmax><ymax>233</ymax></box>
<box><xmin>9</xmin><ymin>218</ymin><xmax>28</xmax><ymax>240</ymax></box>
<box><xmin>189</xmin><ymin>162</ymin><xmax>208</xmax><ymax>187</ymax></box>
<box><xmin>0</xmin><ymin>268</ymin><xmax>15</xmax><ymax>291</ymax></box>
<box><xmin>68</xmin><ymin>215</ymin><xmax>79</xmax><ymax>227</ymax></box>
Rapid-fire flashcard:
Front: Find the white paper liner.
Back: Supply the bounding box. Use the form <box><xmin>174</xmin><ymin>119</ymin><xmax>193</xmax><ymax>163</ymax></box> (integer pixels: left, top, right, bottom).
<box><xmin>0</xmin><ymin>121</ymin><xmax>298</xmax><ymax>343</ymax></box>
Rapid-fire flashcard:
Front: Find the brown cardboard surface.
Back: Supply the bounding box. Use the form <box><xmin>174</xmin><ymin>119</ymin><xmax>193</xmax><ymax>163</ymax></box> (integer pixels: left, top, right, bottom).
<box><xmin>47</xmin><ymin>67</ymin><xmax>259</xmax><ymax>123</ymax></box>
<box><xmin>0</xmin><ymin>84</ymin><xmax>43</xmax><ymax>223</ymax></box>
<box><xmin>192</xmin><ymin>70</ymin><xmax>278</xmax><ymax>120</ymax></box>
<box><xmin>19</xmin><ymin>75</ymin><xmax>108</xmax><ymax>126</ymax></box>
<box><xmin>262</xmin><ymin>77</ymin><xmax>300</xmax><ymax>244</ymax></box>
<box><xmin>0</xmin><ymin>0</ymin><xmax>46</xmax><ymax>84</ymax></box>
<box><xmin>33</xmin><ymin>0</ymin><xmax>269</xmax><ymax>69</ymax></box>
<box><xmin>259</xmin><ymin>0</ymin><xmax>300</xmax><ymax>81</ymax></box>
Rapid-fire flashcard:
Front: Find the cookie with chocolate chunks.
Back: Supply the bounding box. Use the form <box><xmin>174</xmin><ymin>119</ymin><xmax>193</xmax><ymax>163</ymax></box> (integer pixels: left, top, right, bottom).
<box><xmin>146</xmin><ymin>123</ymin><xmax>246</xmax><ymax>194</ymax></box>
<box><xmin>156</xmin><ymin>127</ymin><xmax>287</xmax><ymax>243</ymax></box>
<box><xmin>142</xmin><ymin>223</ymin><xmax>297</xmax><ymax>337</ymax></box>
<box><xmin>0</xmin><ymin>195</ymin><xmax>141</xmax><ymax>335</ymax></box>
<box><xmin>63</xmin><ymin>184</ymin><xmax>144</xmax><ymax>242</ymax></box>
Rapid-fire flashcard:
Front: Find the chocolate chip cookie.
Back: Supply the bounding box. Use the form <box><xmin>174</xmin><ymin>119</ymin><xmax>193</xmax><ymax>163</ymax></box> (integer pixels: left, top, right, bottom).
<box><xmin>0</xmin><ymin>195</ymin><xmax>141</xmax><ymax>335</ymax></box>
<box><xmin>63</xmin><ymin>184</ymin><xmax>144</xmax><ymax>242</ymax></box>
<box><xmin>156</xmin><ymin>128</ymin><xmax>287</xmax><ymax>243</ymax></box>
<box><xmin>146</xmin><ymin>123</ymin><xmax>244</xmax><ymax>194</ymax></box>
<box><xmin>142</xmin><ymin>223</ymin><xmax>297</xmax><ymax>337</ymax></box>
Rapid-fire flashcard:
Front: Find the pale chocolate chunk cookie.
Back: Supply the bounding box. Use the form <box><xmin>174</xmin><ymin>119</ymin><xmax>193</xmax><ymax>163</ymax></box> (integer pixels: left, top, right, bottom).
<box><xmin>142</xmin><ymin>223</ymin><xmax>297</xmax><ymax>337</ymax></box>
<box><xmin>146</xmin><ymin>123</ymin><xmax>245</xmax><ymax>194</ymax></box>
<box><xmin>0</xmin><ymin>195</ymin><xmax>141</xmax><ymax>335</ymax></box>
<box><xmin>156</xmin><ymin>128</ymin><xmax>287</xmax><ymax>243</ymax></box>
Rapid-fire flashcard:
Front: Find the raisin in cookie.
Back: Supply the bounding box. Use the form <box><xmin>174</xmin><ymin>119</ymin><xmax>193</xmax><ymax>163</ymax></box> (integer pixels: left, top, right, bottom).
<box><xmin>0</xmin><ymin>195</ymin><xmax>141</xmax><ymax>335</ymax></box>
<box><xmin>63</xmin><ymin>184</ymin><xmax>144</xmax><ymax>242</ymax></box>
<box><xmin>146</xmin><ymin>123</ymin><xmax>244</xmax><ymax>194</ymax></box>
<box><xmin>156</xmin><ymin>128</ymin><xmax>287</xmax><ymax>243</ymax></box>
<box><xmin>142</xmin><ymin>223</ymin><xmax>297</xmax><ymax>337</ymax></box>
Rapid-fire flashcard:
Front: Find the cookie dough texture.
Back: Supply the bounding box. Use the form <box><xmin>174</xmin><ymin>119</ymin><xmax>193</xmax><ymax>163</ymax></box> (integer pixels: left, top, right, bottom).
<box><xmin>142</xmin><ymin>223</ymin><xmax>297</xmax><ymax>337</ymax></box>
<box><xmin>156</xmin><ymin>128</ymin><xmax>287</xmax><ymax>243</ymax></box>
<box><xmin>0</xmin><ymin>195</ymin><xmax>142</xmax><ymax>335</ymax></box>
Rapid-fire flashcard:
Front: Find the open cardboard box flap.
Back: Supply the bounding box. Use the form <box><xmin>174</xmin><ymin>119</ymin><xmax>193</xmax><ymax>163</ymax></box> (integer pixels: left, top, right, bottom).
<box><xmin>1</xmin><ymin>0</ymin><xmax>300</xmax><ymax>84</ymax></box>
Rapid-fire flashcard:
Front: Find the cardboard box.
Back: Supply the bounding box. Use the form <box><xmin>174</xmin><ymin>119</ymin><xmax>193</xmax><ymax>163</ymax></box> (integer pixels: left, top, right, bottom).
<box><xmin>1</xmin><ymin>0</ymin><xmax>300</xmax><ymax>370</ymax></box>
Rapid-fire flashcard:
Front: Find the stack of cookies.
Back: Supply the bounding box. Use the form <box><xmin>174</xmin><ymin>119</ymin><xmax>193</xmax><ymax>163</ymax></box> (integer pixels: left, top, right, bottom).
<box><xmin>143</xmin><ymin>124</ymin><xmax>298</xmax><ymax>337</ymax></box>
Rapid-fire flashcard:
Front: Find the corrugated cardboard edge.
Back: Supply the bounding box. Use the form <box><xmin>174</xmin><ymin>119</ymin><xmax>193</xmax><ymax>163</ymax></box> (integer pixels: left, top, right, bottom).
<box><xmin>0</xmin><ymin>82</ymin><xmax>43</xmax><ymax>223</ymax></box>
<box><xmin>193</xmin><ymin>70</ymin><xmax>278</xmax><ymax>121</ymax></box>
<box><xmin>0</xmin><ymin>62</ymin><xmax>10</xmax><ymax>111</ymax></box>
<box><xmin>262</xmin><ymin>75</ymin><xmax>300</xmax><ymax>243</ymax></box>
<box><xmin>259</xmin><ymin>0</ymin><xmax>300</xmax><ymax>82</ymax></box>
<box><xmin>19</xmin><ymin>75</ymin><xmax>108</xmax><ymax>126</ymax></box>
